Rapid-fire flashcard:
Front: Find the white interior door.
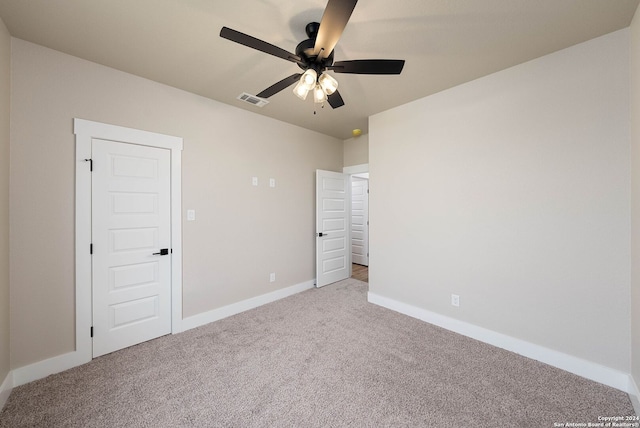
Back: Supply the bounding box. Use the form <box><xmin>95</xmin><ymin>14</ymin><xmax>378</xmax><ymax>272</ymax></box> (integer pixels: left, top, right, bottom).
<box><xmin>92</xmin><ymin>139</ymin><xmax>172</xmax><ymax>357</ymax></box>
<box><xmin>316</xmin><ymin>170</ymin><xmax>350</xmax><ymax>287</ymax></box>
<box><xmin>351</xmin><ymin>178</ymin><xmax>369</xmax><ymax>266</ymax></box>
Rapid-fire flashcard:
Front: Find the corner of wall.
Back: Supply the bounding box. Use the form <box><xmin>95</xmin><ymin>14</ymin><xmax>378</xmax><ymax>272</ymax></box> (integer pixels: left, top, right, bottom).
<box><xmin>630</xmin><ymin>375</ymin><xmax>640</xmax><ymax>416</ymax></box>
<box><xmin>0</xmin><ymin>13</ymin><xmax>12</xmax><ymax>404</ymax></box>
<box><xmin>630</xmin><ymin>2</ymin><xmax>640</xmax><ymax>409</ymax></box>
<box><xmin>0</xmin><ymin>370</ymin><xmax>12</xmax><ymax>410</ymax></box>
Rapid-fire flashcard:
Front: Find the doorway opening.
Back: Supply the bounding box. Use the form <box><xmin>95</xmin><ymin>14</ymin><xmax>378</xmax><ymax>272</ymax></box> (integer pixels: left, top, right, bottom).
<box><xmin>315</xmin><ymin>165</ymin><xmax>369</xmax><ymax>287</ymax></box>
<box><xmin>351</xmin><ymin>263</ymin><xmax>368</xmax><ymax>282</ymax></box>
<box><xmin>344</xmin><ymin>164</ymin><xmax>369</xmax><ymax>284</ymax></box>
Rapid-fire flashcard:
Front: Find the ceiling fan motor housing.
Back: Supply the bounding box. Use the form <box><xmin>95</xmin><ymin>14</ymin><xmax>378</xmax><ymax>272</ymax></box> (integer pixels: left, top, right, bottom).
<box><xmin>296</xmin><ymin>22</ymin><xmax>335</xmax><ymax>73</ymax></box>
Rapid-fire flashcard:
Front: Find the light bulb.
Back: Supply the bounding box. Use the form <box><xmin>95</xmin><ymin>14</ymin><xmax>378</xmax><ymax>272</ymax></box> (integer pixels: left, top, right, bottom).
<box><xmin>301</xmin><ymin>69</ymin><xmax>317</xmax><ymax>90</ymax></box>
<box><xmin>313</xmin><ymin>84</ymin><xmax>327</xmax><ymax>103</ymax></box>
<box><xmin>318</xmin><ymin>73</ymin><xmax>338</xmax><ymax>95</ymax></box>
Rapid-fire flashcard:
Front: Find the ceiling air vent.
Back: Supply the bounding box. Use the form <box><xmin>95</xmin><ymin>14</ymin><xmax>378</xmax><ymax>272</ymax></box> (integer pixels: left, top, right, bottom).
<box><xmin>237</xmin><ymin>92</ymin><xmax>269</xmax><ymax>107</ymax></box>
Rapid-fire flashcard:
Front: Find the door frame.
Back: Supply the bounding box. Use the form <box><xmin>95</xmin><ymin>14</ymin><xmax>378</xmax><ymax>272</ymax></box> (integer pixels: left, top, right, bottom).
<box><xmin>74</xmin><ymin>118</ymin><xmax>183</xmax><ymax>363</ymax></box>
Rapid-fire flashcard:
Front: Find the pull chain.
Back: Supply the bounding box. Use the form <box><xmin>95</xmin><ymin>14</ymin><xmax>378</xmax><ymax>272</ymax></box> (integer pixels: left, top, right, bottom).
<box><xmin>313</xmin><ymin>102</ymin><xmax>326</xmax><ymax>115</ymax></box>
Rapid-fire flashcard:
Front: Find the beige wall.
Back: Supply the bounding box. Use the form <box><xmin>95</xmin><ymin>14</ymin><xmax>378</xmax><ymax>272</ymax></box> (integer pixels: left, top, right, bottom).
<box><xmin>0</xmin><ymin>17</ymin><xmax>10</xmax><ymax>384</ymax></box>
<box><xmin>630</xmin><ymin>3</ymin><xmax>640</xmax><ymax>394</ymax></box>
<box><xmin>369</xmin><ymin>29</ymin><xmax>630</xmax><ymax>371</ymax></box>
<box><xmin>9</xmin><ymin>38</ymin><xmax>342</xmax><ymax>368</ymax></box>
<box><xmin>343</xmin><ymin>134</ymin><xmax>369</xmax><ymax>167</ymax></box>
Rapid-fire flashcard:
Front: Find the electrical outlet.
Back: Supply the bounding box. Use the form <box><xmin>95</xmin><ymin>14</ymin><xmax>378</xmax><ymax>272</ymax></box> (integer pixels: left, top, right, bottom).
<box><xmin>187</xmin><ymin>209</ymin><xmax>196</xmax><ymax>221</ymax></box>
<box><xmin>270</xmin><ymin>272</ymin><xmax>276</xmax><ymax>283</ymax></box>
<box><xmin>451</xmin><ymin>294</ymin><xmax>460</xmax><ymax>307</ymax></box>
<box><xmin>269</xmin><ymin>178</ymin><xmax>276</xmax><ymax>188</ymax></box>
<box><xmin>252</xmin><ymin>177</ymin><xmax>258</xmax><ymax>186</ymax></box>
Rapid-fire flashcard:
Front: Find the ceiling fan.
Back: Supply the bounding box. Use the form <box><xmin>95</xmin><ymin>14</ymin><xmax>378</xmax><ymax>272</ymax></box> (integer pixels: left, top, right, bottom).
<box><xmin>220</xmin><ymin>0</ymin><xmax>405</xmax><ymax>109</ymax></box>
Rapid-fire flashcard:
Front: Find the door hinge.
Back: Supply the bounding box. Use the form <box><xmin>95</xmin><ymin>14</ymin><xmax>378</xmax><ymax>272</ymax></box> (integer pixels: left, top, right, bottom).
<box><xmin>84</xmin><ymin>158</ymin><xmax>93</xmax><ymax>171</ymax></box>
<box><xmin>90</xmin><ymin>326</ymin><xmax>93</xmax><ymax>338</ymax></box>
<box><xmin>90</xmin><ymin>243</ymin><xmax>93</xmax><ymax>254</ymax></box>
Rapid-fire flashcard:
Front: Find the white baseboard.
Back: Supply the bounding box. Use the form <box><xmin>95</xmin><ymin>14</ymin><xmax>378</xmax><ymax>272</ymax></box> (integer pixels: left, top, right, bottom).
<box><xmin>180</xmin><ymin>280</ymin><xmax>315</xmax><ymax>332</ymax></box>
<box><xmin>630</xmin><ymin>376</ymin><xmax>640</xmax><ymax>416</ymax></box>
<box><xmin>0</xmin><ymin>370</ymin><xmax>12</xmax><ymax>411</ymax></box>
<box><xmin>8</xmin><ymin>281</ymin><xmax>314</xmax><ymax>389</ymax></box>
<box><xmin>12</xmin><ymin>349</ymin><xmax>90</xmax><ymax>388</ymax></box>
<box><xmin>368</xmin><ymin>292</ymin><xmax>631</xmax><ymax>393</ymax></box>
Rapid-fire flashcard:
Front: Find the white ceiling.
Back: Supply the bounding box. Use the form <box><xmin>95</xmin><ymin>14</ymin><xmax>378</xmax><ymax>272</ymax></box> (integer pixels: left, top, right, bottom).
<box><xmin>0</xmin><ymin>0</ymin><xmax>638</xmax><ymax>140</ymax></box>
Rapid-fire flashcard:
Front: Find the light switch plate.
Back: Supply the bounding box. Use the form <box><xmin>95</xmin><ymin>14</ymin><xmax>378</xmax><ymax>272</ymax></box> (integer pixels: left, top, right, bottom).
<box><xmin>269</xmin><ymin>178</ymin><xmax>276</xmax><ymax>188</ymax></box>
<box><xmin>252</xmin><ymin>177</ymin><xmax>258</xmax><ymax>186</ymax></box>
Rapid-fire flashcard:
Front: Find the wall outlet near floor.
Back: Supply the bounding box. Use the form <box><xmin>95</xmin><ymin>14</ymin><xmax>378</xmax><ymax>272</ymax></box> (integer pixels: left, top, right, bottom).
<box><xmin>269</xmin><ymin>272</ymin><xmax>276</xmax><ymax>283</ymax></box>
<box><xmin>451</xmin><ymin>294</ymin><xmax>460</xmax><ymax>307</ymax></box>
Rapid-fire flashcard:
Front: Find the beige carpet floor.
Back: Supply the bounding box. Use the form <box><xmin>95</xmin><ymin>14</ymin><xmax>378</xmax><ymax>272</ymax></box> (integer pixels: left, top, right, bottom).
<box><xmin>0</xmin><ymin>278</ymin><xmax>635</xmax><ymax>427</ymax></box>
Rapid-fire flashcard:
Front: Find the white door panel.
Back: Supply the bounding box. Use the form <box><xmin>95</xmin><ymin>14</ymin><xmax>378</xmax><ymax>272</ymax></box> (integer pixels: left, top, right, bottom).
<box><xmin>351</xmin><ymin>178</ymin><xmax>369</xmax><ymax>266</ymax></box>
<box><xmin>316</xmin><ymin>170</ymin><xmax>350</xmax><ymax>287</ymax></box>
<box><xmin>92</xmin><ymin>139</ymin><xmax>171</xmax><ymax>357</ymax></box>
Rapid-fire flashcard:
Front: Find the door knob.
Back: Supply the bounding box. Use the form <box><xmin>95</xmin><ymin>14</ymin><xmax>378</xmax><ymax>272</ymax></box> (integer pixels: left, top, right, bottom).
<box><xmin>153</xmin><ymin>248</ymin><xmax>169</xmax><ymax>256</ymax></box>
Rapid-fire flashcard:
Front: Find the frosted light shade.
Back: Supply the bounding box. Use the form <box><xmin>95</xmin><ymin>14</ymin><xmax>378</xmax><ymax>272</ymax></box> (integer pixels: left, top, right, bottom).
<box><xmin>318</xmin><ymin>73</ymin><xmax>338</xmax><ymax>95</ymax></box>
<box><xmin>313</xmin><ymin>84</ymin><xmax>327</xmax><ymax>103</ymax></box>
<box><xmin>293</xmin><ymin>79</ymin><xmax>310</xmax><ymax>100</ymax></box>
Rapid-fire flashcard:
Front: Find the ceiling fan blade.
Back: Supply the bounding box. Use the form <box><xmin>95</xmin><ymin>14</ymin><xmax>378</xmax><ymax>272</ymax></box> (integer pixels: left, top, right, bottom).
<box><xmin>256</xmin><ymin>73</ymin><xmax>303</xmax><ymax>98</ymax></box>
<box><xmin>313</xmin><ymin>0</ymin><xmax>358</xmax><ymax>60</ymax></box>
<box><xmin>329</xmin><ymin>59</ymin><xmax>405</xmax><ymax>74</ymax></box>
<box><xmin>220</xmin><ymin>27</ymin><xmax>303</xmax><ymax>65</ymax></box>
<box><xmin>327</xmin><ymin>90</ymin><xmax>345</xmax><ymax>109</ymax></box>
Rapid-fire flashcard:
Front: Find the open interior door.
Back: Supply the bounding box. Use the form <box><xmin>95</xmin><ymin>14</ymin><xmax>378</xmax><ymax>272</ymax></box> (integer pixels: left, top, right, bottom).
<box><xmin>316</xmin><ymin>170</ymin><xmax>350</xmax><ymax>287</ymax></box>
<box><xmin>351</xmin><ymin>177</ymin><xmax>369</xmax><ymax>266</ymax></box>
